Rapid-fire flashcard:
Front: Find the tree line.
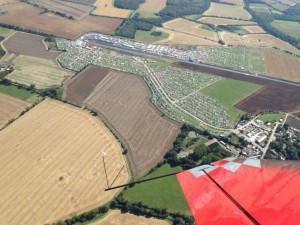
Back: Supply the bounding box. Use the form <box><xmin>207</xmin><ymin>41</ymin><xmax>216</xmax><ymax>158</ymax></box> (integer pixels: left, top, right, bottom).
<box><xmin>114</xmin><ymin>0</ymin><xmax>145</xmax><ymax>10</ymax></box>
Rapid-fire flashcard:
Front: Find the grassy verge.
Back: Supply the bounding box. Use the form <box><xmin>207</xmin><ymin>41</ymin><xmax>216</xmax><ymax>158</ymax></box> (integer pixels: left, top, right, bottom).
<box><xmin>202</xmin><ymin>78</ymin><xmax>261</xmax><ymax>123</ymax></box>
<box><xmin>123</xmin><ymin>163</ymin><xmax>191</xmax><ymax>214</ymax></box>
<box><xmin>257</xmin><ymin>112</ymin><xmax>285</xmax><ymax>123</ymax></box>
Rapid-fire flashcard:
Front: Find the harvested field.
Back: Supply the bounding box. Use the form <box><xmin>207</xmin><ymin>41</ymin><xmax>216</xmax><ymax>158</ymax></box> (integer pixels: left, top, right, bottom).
<box><xmin>219</xmin><ymin>32</ymin><xmax>300</xmax><ymax>55</ymax></box>
<box><xmin>61</xmin><ymin>0</ymin><xmax>96</xmax><ymax>5</ymax></box>
<box><xmin>174</xmin><ymin>62</ymin><xmax>300</xmax><ymax>113</ymax></box>
<box><xmin>0</xmin><ymin>93</ymin><xmax>31</xmax><ymax>129</ymax></box>
<box><xmin>2</xmin><ymin>31</ymin><xmax>61</xmax><ymax>61</ymax></box>
<box><xmin>242</xmin><ymin>25</ymin><xmax>266</xmax><ymax>33</ymax></box>
<box><xmin>264</xmin><ymin>49</ymin><xmax>300</xmax><ymax>83</ymax></box>
<box><xmin>155</xmin><ymin>27</ymin><xmax>219</xmax><ymax>45</ymax></box>
<box><xmin>28</xmin><ymin>0</ymin><xmax>93</xmax><ymax>20</ymax></box>
<box><xmin>64</xmin><ymin>65</ymin><xmax>110</xmax><ymax>106</ymax></box>
<box><xmin>203</xmin><ymin>3</ymin><xmax>252</xmax><ymax>20</ymax></box>
<box><xmin>90</xmin><ymin>210</ymin><xmax>170</xmax><ymax>225</ymax></box>
<box><xmin>163</xmin><ymin>18</ymin><xmax>219</xmax><ymax>42</ymax></box>
<box><xmin>65</xmin><ymin>68</ymin><xmax>180</xmax><ymax>177</ymax></box>
<box><xmin>0</xmin><ymin>0</ymin><xmax>18</xmax><ymax>4</ymax></box>
<box><xmin>199</xmin><ymin>17</ymin><xmax>256</xmax><ymax>25</ymax></box>
<box><xmin>139</xmin><ymin>0</ymin><xmax>167</xmax><ymax>13</ymax></box>
<box><xmin>286</xmin><ymin>116</ymin><xmax>300</xmax><ymax>130</ymax></box>
<box><xmin>0</xmin><ymin>3</ymin><xmax>122</xmax><ymax>39</ymax></box>
<box><xmin>0</xmin><ymin>99</ymin><xmax>129</xmax><ymax>225</ymax></box>
<box><xmin>92</xmin><ymin>0</ymin><xmax>132</xmax><ymax>18</ymax></box>
<box><xmin>8</xmin><ymin>55</ymin><xmax>74</xmax><ymax>89</ymax></box>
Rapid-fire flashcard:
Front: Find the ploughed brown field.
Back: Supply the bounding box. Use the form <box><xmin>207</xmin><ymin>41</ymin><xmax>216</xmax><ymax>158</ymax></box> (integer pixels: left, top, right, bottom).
<box><xmin>2</xmin><ymin>31</ymin><xmax>61</xmax><ymax>61</ymax></box>
<box><xmin>90</xmin><ymin>210</ymin><xmax>170</xmax><ymax>225</ymax></box>
<box><xmin>285</xmin><ymin>116</ymin><xmax>300</xmax><ymax>130</ymax></box>
<box><xmin>175</xmin><ymin>62</ymin><xmax>300</xmax><ymax>114</ymax></box>
<box><xmin>65</xmin><ymin>66</ymin><xmax>180</xmax><ymax>177</ymax></box>
<box><xmin>0</xmin><ymin>93</ymin><xmax>31</xmax><ymax>129</ymax></box>
<box><xmin>0</xmin><ymin>3</ymin><xmax>122</xmax><ymax>39</ymax></box>
<box><xmin>264</xmin><ymin>49</ymin><xmax>300</xmax><ymax>83</ymax></box>
<box><xmin>0</xmin><ymin>99</ymin><xmax>129</xmax><ymax>225</ymax></box>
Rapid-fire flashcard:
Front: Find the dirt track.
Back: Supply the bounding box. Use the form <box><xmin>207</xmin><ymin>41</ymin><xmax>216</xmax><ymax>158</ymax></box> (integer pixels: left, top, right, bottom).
<box><xmin>175</xmin><ymin>62</ymin><xmax>300</xmax><ymax>113</ymax></box>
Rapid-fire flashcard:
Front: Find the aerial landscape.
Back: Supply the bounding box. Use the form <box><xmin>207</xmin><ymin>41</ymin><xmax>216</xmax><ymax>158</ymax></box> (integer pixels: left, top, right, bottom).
<box><xmin>0</xmin><ymin>0</ymin><xmax>299</xmax><ymax>224</ymax></box>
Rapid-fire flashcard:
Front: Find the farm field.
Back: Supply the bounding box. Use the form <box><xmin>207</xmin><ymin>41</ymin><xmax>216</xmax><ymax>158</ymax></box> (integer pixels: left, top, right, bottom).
<box><xmin>199</xmin><ymin>17</ymin><xmax>256</xmax><ymax>25</ymax></box>
<box><xmin>28</xmin><ymin>0</ymin><xmax>93</xmax><ymax>20</ymax></box>
<box><xmin>62</xmin><ymin>0</ymin><xmax>96</xmax><ymax>5</ymax></box>
<box><xmin>123</xmin><ymin>164</ymin><xmax>190</xmax><ymax>214</ymax></box>
<box><xmin>163</xmin><ymin>18</ymin><xmax>219</xmax><ymax>42</ymax></box>
<box><xmin>219</xmin><ymin>0</ymin><xmax>244</xmax><ymax>5</ymax></box>
<box><xmin>0</xmin><ymin>3</ymin><xmax>122</xmax><ymax>39</ymax></box>
<box><xmin>0</xmin><ymin>84</ymin><xmax>42</xmax><ymax>103</ymax></box>
<box><xmin>65</xmin><ymin>68</ymin><xmax>180</xmax><ymax>177</ymax></box>
<box><xmin>257</xmin><ymin>112</ymin><xmax>285</xmax><ymax>123</ymax></box>
<box><xmin>64</xmin><ymin>65</ymin><xmax>111</xmax><ymax>106</ymax></box>
<box><xmin>194</xmin><ymin>46</ymin><xmax>266</xmax><ymax>74</ymax></box>
<box><xmin>134</xmin><ymin>27</ymin><xmax>169</xmax><ymax>43</ymax></box>
<box><xmin>0</xmin><ymin>0</ymin><xmax>19</xmax><ymax>4</ymax></box>
<box><xmin>286</xmin><ymin>116</ymin><xmax>300</xmax><ymax>130</ymax></box>
<box><xmin>202</xmin><ymin>79</ymin><xmax>261</xmax><ymax>123</ymax></box>
<box><xmin>0</xmin><ymin>99</ymin><xmax>129</xmax><ymax>225</ymax></box>
<box><xmin>175</xmin><ymin>62</ymin><xmax>300</xmax><ymax>113</ymax></box>
<box><xmin>0</xmin><ymin>27</ymin><xmax>14</xmax><ymax>38</ymax></box>
<box><xmin>219</xmin><ymin>32</ymin><xmax>300</xmax><ymax>55</ymax></box>
<box><xmin>242</xmin><ymin>25</ymin><xmax>265</xmax><ymax>33</ymax></box>
<box><xmin>2</xmin><ymin>31</ymin><xmax>61</xmax><ymax>62</ymax></box>
<box><xmin>139</xmin><ymin>0</ymin><xmax>167</xmax><ymax>13</ymax></box>
<box><xmin>271</xmin><ymin>20</ymin><xmax>300</xmax><ymax>41</ymax></box>
<box><xmin>0</xmin><ymin>93</ymin><xmax>31</xmax><ymax>129</ymax></box>
<box><xmin>7</xmin><ymin>55</ymin><xmax>74</xmax><ymax>89</ymax></box>
<box><xmin>203</xmin><ymin>3</ymin><xmax>252</xmax><ymax>20</ymax></box>
<box><xmin>90</xmin><ymin>210</ymin><xmax>170</xmax><ymax>225</ymax></box>
<box><xmin>92</xmin><ymin>0</ymin><xmax>132</xmax><ymax>18</ymax></box>
<box><xmin>155</xmin><ymin>27</ymin><xmax>219</xmax><ymax>45</ymax></box>
<box><xmin>264</xmin><ymin>49</ymin><xmax>300</xmax><ymax>83</ymax></box>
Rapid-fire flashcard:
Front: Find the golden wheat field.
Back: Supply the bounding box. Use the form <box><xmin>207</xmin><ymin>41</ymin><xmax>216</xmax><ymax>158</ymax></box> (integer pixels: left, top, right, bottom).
<box><xmin>92</xmin><ymin>0</ymin><xmax>132</xmax><ymax>18</ymax></box>
<box><xmin>0</xmin><ymin>99</ymin><xmax>129</xmax><ymax>225</ymax></box>
<box><xmin>139</xmin><ymin>0</ymin><xmax>167</xmax><ymax>13</ymax></box>
<box><xmin>90</xmin><ymin>210</ymin><xmax>170</xmax><ymax>225</ymax></box>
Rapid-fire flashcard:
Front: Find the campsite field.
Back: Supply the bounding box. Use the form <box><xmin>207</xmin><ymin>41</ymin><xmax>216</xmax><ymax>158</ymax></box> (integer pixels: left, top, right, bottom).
<box><xmin>90</xmin><ymin>210</ymin><xmax>170</xmax><ymax>225</ymax></box>
<box><xmin>0</xmin><ymin>93</ymin><xmax>31</xmax><ymax>129</ymax></box>
<box><xmin>123</xmin><ymin>164</ymin><xmax>190</xmax><ymax>214</ymax></box>
<box><xmin>2</xmin><ymin>31</ymin><xmax>61</xmax><ymax>61</ymax></box>
<box><xmin>199</xmin><ymin>17</ymin><xmax>255</xmax><ymax>25</ymax></box>
<box><xmin>202</xmin><ymin>79</ymin><xmax>261</xmax><ymax>123</ymax></box>
<box><xmin>175</xmin><ymin>62</ymin><xmax>300</xmax><ymax>113</ymax></box>
<box><xmin>203</xmin><ymin>3</ymin><xmax>252</xmax><ymax>20</ymax></box>
<box><xmin>0</xmin><ymin>3</ymin><xmax>122</xmax><ymax>39</ymax></box>
<box><xmin>7</xmin><ymin>55</ymin><xmax>74</xmax><ymax>89</ymax></box>
<box><xmin>139</xmin><ymin>0</ymin><xmax>167</xmax><ymax>13</ymax></box>
<box><xmin>92</xmin><ymin>0</ymin><xmax>132</xmax><ymax>18</ymax></box>
<box><xmin>28</xmin><ymin>0</ymin><xmax>93</xmax><ymax>20</ymax></box>
<box><xmin>65</xmin><ymin>68</ymin><xmax>180</xmax><ymax>177</ymax></box>
<box><xmin>163</xmin><ymin>18</ymin><xmax>219</xmax><ymax>42</ymax></box>
<box><xmin>264</xmin><ymin>49</ymin><xmax>300</xmax><ymax>83</ymax></box>
<box><xmin>0</xmin><ymin>99</ymin><xmax>129</xmax><ymax>225</ymax></box>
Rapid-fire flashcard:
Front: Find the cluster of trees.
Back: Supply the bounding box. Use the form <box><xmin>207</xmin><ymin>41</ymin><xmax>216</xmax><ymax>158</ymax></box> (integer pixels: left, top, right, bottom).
<box><xmin>164</xmin><ymin>124</ymin><xmax>231</xmax><ymax>169</ymax></box>
<box><xmin>114</xmin><ymin>0</ymin><xmax>145</xmax><ymax>10</ymax></box>
<box><xmin>159</xmin><ymin>0</ymin><xmax>210</xmax><ymax>21</ymax></box>
<box><xmin>245</xmin><ymin>0</ymin><xmax>300</xmax><ymax>49</ymax></box>
<box><xmin>116</xmin><ymin>13</ymin><xmax>163</xmax><ymax>38</ymax></box>
<box><xmin>266</xmin><ymin>125</ymin><xmax>300</xmax><ymax>160</ymax></box>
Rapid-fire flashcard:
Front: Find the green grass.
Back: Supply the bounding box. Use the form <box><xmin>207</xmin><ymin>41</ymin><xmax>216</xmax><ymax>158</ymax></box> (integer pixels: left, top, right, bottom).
<box><xmin>257</xmin><ymin>112</ymin><xmax>285</xmax><ymax>123</ymax></box>
<box><xmin>184</xmin><ymin>14</ymin><xmax>202</xmax><ymax>20</ymax></box>
<box><xmin>0</xmin><ymin>27</ymin><xmax>14</xmax><ymax>38</ymax></box>
<box><xmin>123</xmin><ymin>164</ymin><xmax>191</xmax><ymax>214</ymax></box>
<box><xmin>134</xmin><ymin>27</ymin><xmax>169</xmax><ymax>43</ymax></box>
<box><xmin>135</xmin><ymin>10</ymin><xmax>160</xmax><ymax>18</ymax></box>
<box><xmin>0</xmin><ymin>84</ymin><xmax>42</xmax><ymax>103</ymax></box>
<box><xmin>202</xmin><ymin>78</ymin><xmax>261</xmax><ymax>123</ymax></box>
<box><xmin>271</xmin><ymin>20</ymin><xmax>300</xmax><ymax>41</ymax></box>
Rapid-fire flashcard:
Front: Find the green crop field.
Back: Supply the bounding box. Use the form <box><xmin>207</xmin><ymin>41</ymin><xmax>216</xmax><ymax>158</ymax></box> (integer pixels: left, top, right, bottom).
<box><xmin>271</xmin><ymin>20</ymin><xmax>300</xmax><ymax>41</ymax></box>
<box><xmin>8</xmin><ymin>55</ymin><xmax>73</xmax><ymax>89</ymax></box>
<box><xmin>0</xmin><ymin>27</ymin><xmax>14</xmax><ymax>38</ymax></box>
<box><xmin>134</xmin><ymin>27</ymin><xmax>169</xmax><ymax>43</ymax></box>
<box><xmin>202</xmin><ymin>79</ymin><xmax>261</xmax><ymax>123</ymax></box>
<box><xmin>257</xmin><ymin>112</ymin><xmax>285</xmax><ymax>123</ymax></box>
<box><xmin>123</xmin><ymin>164</ymin><xmax>191</xmax><ymax>214</ymax></box>
<box><xmin>0</xmin><ymin>84</ymin><xmax>42</xmax><ymax>103</ymax></box>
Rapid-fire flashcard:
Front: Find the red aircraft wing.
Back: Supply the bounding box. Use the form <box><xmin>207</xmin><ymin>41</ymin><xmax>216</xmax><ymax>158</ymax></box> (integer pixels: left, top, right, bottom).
<box><xmin>177</xmin><ymin>158</ymin><xmax>300</xmax><ymax>225</ymax></box>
